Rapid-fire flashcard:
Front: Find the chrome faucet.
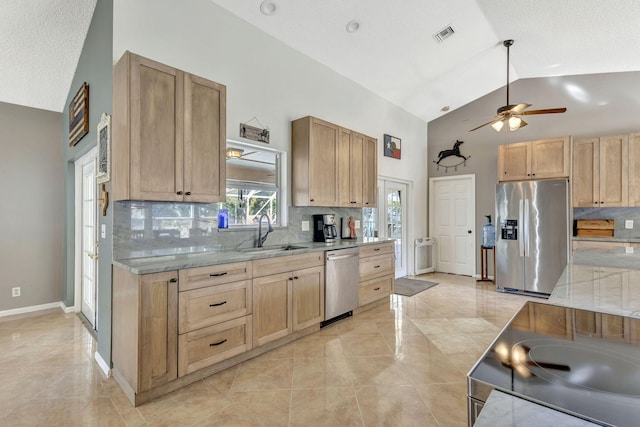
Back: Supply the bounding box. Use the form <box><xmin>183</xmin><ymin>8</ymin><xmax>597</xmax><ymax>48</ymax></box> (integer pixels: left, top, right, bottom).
<box><xmin>257</xmin><ymin>213</ymin><xmax>273</xmax><ymax>247</ymax></box>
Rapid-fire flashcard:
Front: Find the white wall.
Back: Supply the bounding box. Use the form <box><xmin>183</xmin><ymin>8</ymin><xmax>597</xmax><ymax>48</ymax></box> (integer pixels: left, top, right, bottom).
<box><xmin>113</xmin><ymin>0</ymin><xmax>429</xmax><ymax>271</ymax></box>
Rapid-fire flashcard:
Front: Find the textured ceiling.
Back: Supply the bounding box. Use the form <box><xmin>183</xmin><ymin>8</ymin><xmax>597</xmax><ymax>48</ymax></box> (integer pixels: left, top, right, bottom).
<box><xmin>211</xmin><ymin>0</ymin><xmax>640</xmax><ymax>122</ymax></box>
<box><xmin>2</xmin><ymin>0</ymin><xmax>640</xmax><ymax>118</ymax></box>
<box><xmin>0</xmin><ymin>0</ymin><xmax>96</xmax><ymax>112</ymax></box>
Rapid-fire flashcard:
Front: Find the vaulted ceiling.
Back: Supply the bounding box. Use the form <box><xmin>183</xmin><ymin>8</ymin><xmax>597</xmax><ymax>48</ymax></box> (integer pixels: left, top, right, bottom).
<box><xmin>2</xmin><ymin>0</ymin><xmax>640</xmax><ymax>119</ymax></box>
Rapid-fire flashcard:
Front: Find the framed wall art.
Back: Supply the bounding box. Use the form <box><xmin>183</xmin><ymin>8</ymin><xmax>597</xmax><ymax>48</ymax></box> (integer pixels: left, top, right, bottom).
<box><xmin>383</xmin><ymin>134</ymin><xmax>401</xmax><ymax>159</ymax></box>
<box><xmin>96</xmin><ymin>113</ymin><xmax>111</xmax><ymax>184</ymax></box>
<box><xmin>69</xmin><ymin>82</ymin><xmax>89</xmax><ymax>146</ymax></box>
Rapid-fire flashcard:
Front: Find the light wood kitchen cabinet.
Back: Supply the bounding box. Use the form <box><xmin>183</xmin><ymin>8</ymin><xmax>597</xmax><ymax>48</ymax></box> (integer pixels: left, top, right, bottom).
<box><xmin>572</xmin><ymin>135</ymin><xmax>628</xmax><ymax>207</ymax></box>
<box><xmin>628</xmin><ymin>132</ymin><xmax>640</xmax><ymax>206</ymax></box>
<box><xmin>112</xmin><ymin>51</ymin><xmax>226</xmax><ymax>202</ymax></box>
<box><xmin>292</xmin><ymin>116</ymin><xmax>377</xmax><ymax>207</ymax></box>
<box><xmin>252</xmin><ymin>252</ymin><xmax>324</xmax><ymax>346</ymax></box>
<box><xmin>112</xmin><ymin>267</ymin><xmax>178</xmax><ymax>394</ymax></box>
<box><xmin>358</xmin><ymin>242</ymin><xmax>395</xmax><ymax>305</ymax></box>
<box><xmin>498</xmin><ymin>137</ymin><xmax>570</xmax><ymax>182</ymax></box>
<box><xmin>291</xmin><ymin>116</ymin><xmax>340</xmax><ymax>206</ymax></box>
<box><xmin>338</xmin><ymin>128</ymin><xmax>364</xmax><ymax>207</ymax></box>
<box><xmin>363</xmin><ymin>136</ymin><xmax>378</xmax><ymax>207</ymax></box>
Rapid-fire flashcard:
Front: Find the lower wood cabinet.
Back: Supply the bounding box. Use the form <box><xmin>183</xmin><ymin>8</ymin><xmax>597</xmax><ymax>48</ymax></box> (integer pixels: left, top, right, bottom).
<box><xmin>292</xmin><ymin>265</ymin><xmax>325</xmax><ymax>331</ymax></box>
<box><xmin>252</xmin><ymin>272</ymin><xmax>292</xmax><ymax>347</ymax></box>
<box><xmin>358</xmin><ymin>242</ymin><xmax>395</xmax><ymax>306</ymax></box>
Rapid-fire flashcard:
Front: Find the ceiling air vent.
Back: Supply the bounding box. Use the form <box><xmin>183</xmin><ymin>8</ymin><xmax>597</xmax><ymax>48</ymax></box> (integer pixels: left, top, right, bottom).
<box><xmin>433</xmin><ymin>26</ymin><xmax>455</xmax><ymax>43</ymax></box>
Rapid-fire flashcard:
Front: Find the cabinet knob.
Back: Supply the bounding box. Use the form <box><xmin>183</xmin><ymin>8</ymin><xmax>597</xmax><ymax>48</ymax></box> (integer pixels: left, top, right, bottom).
<box><xmin>185</xmin><ymin>191</ymin><xmax>192</xmax><ymax>196</ymax></box>
<box><xmin>527</xmin><ymin>174</ymin><xmax>531</xmax><ymax>176</ymax></box>
<box><xmin>169</xmin><ymin>278</ymin><xmax>177</xmax><ymax>283</ymax></box>
<box><xmin>532</xmin><ymin>173</ymin><xmax>536</xmax><ymax>176</ymax></box>
<box><xmin>294</xmin><ymin>276</ymin><xmax>299</xmax><ymax>280</ymax></box>
<box><xmin>310</xmin><ymin>199</ymin><xmax>314</xmax><ymax>202</ymax></box>
<box><xmin>177</xmin><ymin>191</ymin><xmax>183</xmax><ymax>195</ymax></box>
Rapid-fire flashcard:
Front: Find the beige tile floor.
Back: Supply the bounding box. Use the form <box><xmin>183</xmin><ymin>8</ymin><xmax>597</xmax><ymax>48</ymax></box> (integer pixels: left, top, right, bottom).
<box><xmin>0</xmin><ymin>273</ymin><xmax>532</xmax><ymax>426</ymax></box>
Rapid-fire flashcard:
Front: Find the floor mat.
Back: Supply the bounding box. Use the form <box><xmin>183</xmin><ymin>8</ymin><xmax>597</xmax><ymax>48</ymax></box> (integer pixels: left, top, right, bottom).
<box><xmin>393</xmin><ymin>277</ymin><xmax>439</xmax><ymax>296</ymax></box>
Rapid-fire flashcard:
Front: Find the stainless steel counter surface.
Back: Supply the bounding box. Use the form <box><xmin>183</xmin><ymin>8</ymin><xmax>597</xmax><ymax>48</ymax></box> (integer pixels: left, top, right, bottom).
<box><xmin>474</xmin><ymin>390</ymin><xmax>602</xmax><ymax>427</ymax></box>
<box><xmin>113</xmin><ymin>238</ymin><xmax>395</xmax><ymax>274</ymax></box>
<box><xmin>548</xmin><ymin>247</ymin><xmax>640</xmax><ymax>318</ymax></box>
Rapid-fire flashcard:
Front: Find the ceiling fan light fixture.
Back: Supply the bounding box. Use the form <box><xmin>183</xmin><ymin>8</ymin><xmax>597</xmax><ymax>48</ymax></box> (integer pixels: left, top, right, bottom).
<box><xmin>508</xmin><ymin>116</ymin><xmax>522</xmax><ymax>131</ymax></box>
<box><xmin>226</xmin><ymin>148</ymin><xmax>244</xmax><ymax>159</ymax></box>
<box><xmin>491</xmin><ymin>120</ymin><xmax>504</xmax><ymax>132</ymax></box>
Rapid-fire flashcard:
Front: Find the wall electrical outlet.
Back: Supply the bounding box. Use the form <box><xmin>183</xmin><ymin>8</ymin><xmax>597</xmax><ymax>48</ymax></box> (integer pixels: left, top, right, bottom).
<box><xmin>626</xmin><ymin>246</ymin><xmax>634</xmax><ymax>254</ymax></box>
<box><xmin>11</xmin><ymin>287</ymin><xmax>20</xmax><ymax>297</ymax></box>
<box><xmin>355</xmin><ymin>220</ymin><xmax>361</xmax><ymax>229</ymax></box>
<box><xmin>101</xmin><ymin>224</ymin><xmax>106</xmax><ymax>239</ymax></box>
<box><xmin>625</xmin><ymin>220</ymin><xmax>634</xmax><ymax>229</ymax></box>
<box><xmin>301</xmin><ymin>221</ymin><xmax>309</xmax><ymax>231</ymax></box>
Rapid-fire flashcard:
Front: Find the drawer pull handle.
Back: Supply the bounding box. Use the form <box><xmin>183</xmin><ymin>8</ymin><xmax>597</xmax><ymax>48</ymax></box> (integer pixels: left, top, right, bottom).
<box><xmin>374</xmin><ymin>287</ymin><xmax>380</xmax><ymax>291</ymax></box>
<box><xmin>209</xmin><ymin>339</ymin><xmax>227</xmax><ymax>347</ymax></box>
<box><xmin>209</xmin><ymin>301</ymin><xmax>227</xmax><ymax>307</ymax></box>
<box><xmin>374</xmin><ymin>248</ymin><xmax>381</xmax><ymax>251</ymax></box>
<box><xmin>210</xmin><ymin>272</ymin><xmax>228</xmax><ymax>277</ymax></box>
<box><xmin>294</xmin><ymin>276</ymin><xmax>299</xmax><ymax>280</ymax></box>
<box><xmin>374</xmin><ymin>265</ymin><xmax>381</xmax><ymax>268</ymax></box>
<box><xmin>169</xmin><ymin>278</ymin><xmax>177</xmax><ymax>283</ymax></box>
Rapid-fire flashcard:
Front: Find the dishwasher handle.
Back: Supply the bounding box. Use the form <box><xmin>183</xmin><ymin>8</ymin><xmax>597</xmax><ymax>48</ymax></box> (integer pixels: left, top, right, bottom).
<box><xmin>326</xmin><ymin>253</ymin><xmax>359</xmax><ymax>261</ymax></box>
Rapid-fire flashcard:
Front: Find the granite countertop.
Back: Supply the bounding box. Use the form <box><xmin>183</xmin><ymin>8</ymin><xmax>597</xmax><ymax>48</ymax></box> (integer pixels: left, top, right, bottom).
<box><xmin>548</xmin><ymin>247</ymin><xmax>640</xmax><ymax>318</ymax></box>
<box><xmin>474</xmin><ymin>390</ymin><xmax>601</xmax><ymax>427</ymax></box>
<box><xmin>113</xmin><ymin>238</ymin><xmax>395</xmax><ymax>274</ymax></box>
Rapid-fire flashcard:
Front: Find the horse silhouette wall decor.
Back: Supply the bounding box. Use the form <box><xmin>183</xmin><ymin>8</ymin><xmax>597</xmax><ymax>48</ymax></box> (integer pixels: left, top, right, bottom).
<box><xmin>433</xmin><ymin>140</ymin><xmax>471</xmax><ymax>172</ymax></box>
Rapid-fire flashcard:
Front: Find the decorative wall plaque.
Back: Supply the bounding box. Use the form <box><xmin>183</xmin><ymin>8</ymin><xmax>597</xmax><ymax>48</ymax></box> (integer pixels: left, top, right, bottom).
<box><xmin>239</xmin><ymin>117</ymin><xmax>270</xmax><ymax>143</ymax></box>
<box><xmin>69</xmin><ymin>82</ymin><xmax>89</xmax><ymax>146</ymax></box>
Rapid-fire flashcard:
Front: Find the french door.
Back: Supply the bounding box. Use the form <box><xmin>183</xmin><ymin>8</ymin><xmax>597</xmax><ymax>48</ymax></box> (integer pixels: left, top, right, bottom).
<box><xmin>75</xmin><ymin>148</ymin><xmax>98</xmax><ymax>329</ymax></box>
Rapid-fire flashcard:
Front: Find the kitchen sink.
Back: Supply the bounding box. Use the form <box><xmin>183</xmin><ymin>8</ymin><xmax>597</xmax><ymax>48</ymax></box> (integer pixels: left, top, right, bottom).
<box><xmin>239</xmin><ymin>244</ymin><xmax>309</xmax><ymax>253</ymax></box>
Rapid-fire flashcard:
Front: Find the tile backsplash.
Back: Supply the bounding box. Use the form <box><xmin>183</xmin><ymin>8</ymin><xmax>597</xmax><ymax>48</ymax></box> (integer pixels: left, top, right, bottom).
<box><xmin>573</xmin><ymin>207</ymin><xmax>640</xmax><ymax>238</ymax></box>
<box><xmin>113</xmin><ymin>201</ymin><xmax>362</xmax><ymax>259</ymax></box>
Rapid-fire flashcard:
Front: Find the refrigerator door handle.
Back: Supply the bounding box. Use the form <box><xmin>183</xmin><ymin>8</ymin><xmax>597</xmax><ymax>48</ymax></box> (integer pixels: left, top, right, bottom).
<box><xmin>524</xmin><ymin>199</ymin><xmax>530</xmax><ymax>257</ymax></box>
<box><xmin>518</xmin><ymin>199</ymin><xmax>524</xmax><ymax>256</ymax></box>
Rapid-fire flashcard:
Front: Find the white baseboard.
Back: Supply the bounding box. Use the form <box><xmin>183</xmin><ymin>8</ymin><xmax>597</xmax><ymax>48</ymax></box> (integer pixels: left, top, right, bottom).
<box><xmin>473</xmin><ymin>274</ymin><xmax>495</xmax><ymax>280</ymax></box>
<box><xmin>94</xmin><ymin>351</ymin><xmax>111</xmax><ymax>378</ymax></box>
<box><xmin>61</xmin><ymin>302</ymin><xmax>77</xmax><ymax>314</ymax></box>
<box><xmin>0</xmin><ymin>301</ymin><xmax>65</xmax><ymax>318</ymax></box>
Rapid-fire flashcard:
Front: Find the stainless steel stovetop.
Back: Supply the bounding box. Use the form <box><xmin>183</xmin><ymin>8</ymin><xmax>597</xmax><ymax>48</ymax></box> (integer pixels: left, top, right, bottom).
<box><xmin>468</xmin><ymin>301</ymin><xmax>640</xmax><ymax>426</ymax></box>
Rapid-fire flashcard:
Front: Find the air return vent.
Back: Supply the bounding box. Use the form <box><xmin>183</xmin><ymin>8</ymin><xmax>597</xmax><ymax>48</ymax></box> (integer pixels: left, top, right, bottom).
<box><xmin>433</xmin><ymin>26</ymin><xmax>455</xmax><ymax>43</ymax></box>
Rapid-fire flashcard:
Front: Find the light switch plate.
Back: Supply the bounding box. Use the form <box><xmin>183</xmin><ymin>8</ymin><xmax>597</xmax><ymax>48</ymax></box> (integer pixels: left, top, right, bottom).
<box><xmin>355</xmin><ymin>220</ymin><xmax>361</xmax><ymax>229</ymax></box>
<box><xmin>301</xmin><ymin>221</ymin><xmax>309</xmax><ymax>231</ymax></box>
<box><xmin>101</xmin><ymin>224</ymin><xmax>106</xmax><ymax>238</ymax></box>
<box><xmin>625</xmin><ymin>220</ymin><xmax>634</xmax><ymax>229</ymax></box>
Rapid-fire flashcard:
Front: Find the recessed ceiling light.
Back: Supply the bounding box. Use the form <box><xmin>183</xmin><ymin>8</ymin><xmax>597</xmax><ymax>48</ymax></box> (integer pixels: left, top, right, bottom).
<box><xmin>346</xmin><ymin>20</ymin><xmax>360</xmax><ymax>33</ymax></box>
<box><xmin>260</xmin><ymin>1</ymin><xmax>277</xmax><ymax>16</ymax></box>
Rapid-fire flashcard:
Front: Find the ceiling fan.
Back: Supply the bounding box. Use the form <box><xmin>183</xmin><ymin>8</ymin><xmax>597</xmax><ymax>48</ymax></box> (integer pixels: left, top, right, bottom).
<box><xmin>226</xmin><ymin>147</ymin><xmax>256</xmax><ymax>159</ymax></box>
<box><xmin>469</xmin><ymin>39</ymin><xmax>567</xmax><ymax>132</ymax></box>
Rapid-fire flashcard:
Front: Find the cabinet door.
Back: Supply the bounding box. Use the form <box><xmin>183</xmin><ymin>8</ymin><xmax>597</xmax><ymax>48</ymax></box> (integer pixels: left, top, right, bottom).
<box><xmin>183</xmin><ymin>73</ymin><xmax>226</xmax><ymax>203</ymax></box>
<box><xmin>129</xmin><ymin>54</ymin><xmax>184</xmax><ymax>201</ymax></box>
<box><xmin>292</xmin><ymin>266</ymin><xmax>324</xmax><ymax>331</ymax></box>
<box><xmin>599</xmin><ymin>135</ymin><xmax>628</xmax><ymax>207</ymax></box>
<box><xmin>349</xmin><ymin>132</ymin><xmax>365</xmax><ymax>206</ymax></box>
<box><xmin>530</xmin><ymin>137</ymin><xmax>569</xmax><ymax>179</ymax></box>
<box><xmin>498</xmin><ymin>142</ymin><xmax>530</xmax><ymax>181</ymax></box>
<box><xmin>337</xmin><ymin>128</ymin><xmax>352</xmax><ymax>207</ymax></box>
<box><xmin>363</xmin><ymin>136</ymin><xmax>377</xmax><ymax>207</ymax></box>
<box><xmin>572</xmin><ymin>138</ymin><xmax>599</xmax><ymax>207</ymax></box>
<box><xmin>139</xmin><ymin>271</ymin><xmax>178</xmax><ymax>392</ymax></box>
<box><xmin>629</xmin><ymin>133</ymin><xmax>640</xmax><ymax>206</ymax></box>
<box><xmin>309</xmin><ymin>118</ymin><xmax>340</xmax><ymax>206</ymax></box>
<box><xmin>252</xmin><ymin>272</ymin><xmax>292</xmax><ymax>347</ymax></box>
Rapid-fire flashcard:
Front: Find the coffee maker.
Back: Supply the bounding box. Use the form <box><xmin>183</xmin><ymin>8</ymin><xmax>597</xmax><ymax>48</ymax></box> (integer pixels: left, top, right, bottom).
<box><xmin>313</xmin><ymin>214</ymin><xmax>337</xmax><ymax>243</ymax></box>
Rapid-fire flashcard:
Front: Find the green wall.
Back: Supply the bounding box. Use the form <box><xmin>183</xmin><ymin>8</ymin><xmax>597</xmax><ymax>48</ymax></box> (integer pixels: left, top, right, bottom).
<box><xmin>62</xmin><ymin>0</ymin><xmax>113</xmax><ymax>366</ymax></box>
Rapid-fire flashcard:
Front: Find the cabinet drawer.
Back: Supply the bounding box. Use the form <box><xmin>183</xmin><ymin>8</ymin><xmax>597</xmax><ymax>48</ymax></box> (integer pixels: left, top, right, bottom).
<box><xmin>359</xmin><ymin>253</ymin><xmax>394</xmax><ymax>281</ymax></box>
<box><xmin>359</xmin><ymin>275</ymin><xmax>394</xmax><ymax>306</ymax></box>
<box><xmin>253</xmin><ymin>252</ymin><xmax>323</xmax><ymax>277</ymax></box>
<box><xmin>178</xmin><ymin>315</ymin><xmax>252</xmax><ymax>377</ymax></box>
<box><xmin>359</xmin><ymin>242</ymin><xmax>394</xmax><ymax>258</ymax></box>
<box><xmin>178</xmin><ymin>280</ymin><xmax>252</xmax><ymax>334</ymax></box>
<box><xmin>179</xmin><ymin>261</ymin><xmax>252</xmax><ymax>292</ymax></box>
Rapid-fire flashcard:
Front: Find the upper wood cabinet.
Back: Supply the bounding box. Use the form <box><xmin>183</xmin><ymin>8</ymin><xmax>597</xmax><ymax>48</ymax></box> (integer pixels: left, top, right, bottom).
<box><xmin>628</xmin><ymin>132</ymin><xmax>640</xmax><ymax>206</ymax></box>
<box><xmin>112</xmin><ymin>51</ymin><xmax>226</xmax><ymax>202</ymax></box>
<box><xmin>498</xmin><ymin>137</ymin><xmax>570</xmax><ymax>182</ymax></box>
<box><xmin>292</xmin><ymin>116</ymin><xmax>377</xmax><ymax>207</ymax></box>
<box><xmin>572</xmin><ymin>135</ymin><xmax>628</xmax><ymax>207</ymax></box>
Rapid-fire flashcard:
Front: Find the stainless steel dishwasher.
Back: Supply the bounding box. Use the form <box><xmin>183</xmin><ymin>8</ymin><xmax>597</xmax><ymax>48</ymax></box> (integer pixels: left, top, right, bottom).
<box><xmin>323</xmin><ymin>247</ymin><xmax>360</xmax><ymax>326</ymax></box>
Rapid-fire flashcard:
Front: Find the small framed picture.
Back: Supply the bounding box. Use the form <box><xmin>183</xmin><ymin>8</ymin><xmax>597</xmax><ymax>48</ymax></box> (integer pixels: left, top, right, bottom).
<box><xmin>69</xmin><ymin>82</ymin><xmax>89</xmax><ymax>146</ymax></box>
<box><xmin>384</xmin><ymin>134</ymin><xmax>401</xmax><ymax>159</ymax></box>
<box><xmin>96</xmin><ymin>113</ymin><xmax>111</xmax><ymax>184</ymax></box>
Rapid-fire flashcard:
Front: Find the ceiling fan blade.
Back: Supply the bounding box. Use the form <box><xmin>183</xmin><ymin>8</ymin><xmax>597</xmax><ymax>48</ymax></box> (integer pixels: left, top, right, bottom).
<box><xmin>510</xmin><ymin>103</ymin><xmax>532</xmax><ymax>114</ymax></box>
<box><xmin>469</xmin><ymin>117</ymin><xmax>501</xmax><ymax>132</ymax></box>
<box><xmin>240</xmin><ymin>151</ymin><xmax>256</xmax><ymax>157</ymax></box>
<box><xmin>520</xmin><ymin>108</ymin><xmax>567</xmax><ymax>115</ymax></box>
<box><xmin>519</xmin><ymin>118</ymin><xmax>528</xmax><ymax>128</ymax></box>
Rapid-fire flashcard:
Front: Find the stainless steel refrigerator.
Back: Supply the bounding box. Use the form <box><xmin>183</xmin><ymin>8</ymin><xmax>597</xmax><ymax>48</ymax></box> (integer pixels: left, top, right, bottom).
<box><xmin>495</xmin><ymin>179</ymin><xmax>569</xmax><ymax>296</ymax></box>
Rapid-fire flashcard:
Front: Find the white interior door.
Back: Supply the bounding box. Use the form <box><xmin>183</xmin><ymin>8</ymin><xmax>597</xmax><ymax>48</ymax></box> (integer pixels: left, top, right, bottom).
<box><xmin>429</xmin><ymin>175</ymin><xmax>475</xmax><ymax>276</ymax></box>
<box><xmin>378</xmin><ymin>179</ymin><xmax>409</xmax><ymax>278</ymax></box>
<box><xmin>75</xmin><ymin>148</ymin><xmax>98</xmax><ymax>329</ymax></box>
